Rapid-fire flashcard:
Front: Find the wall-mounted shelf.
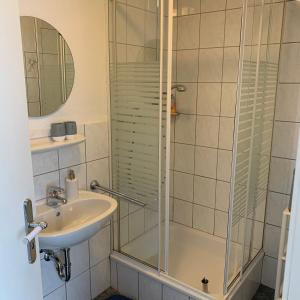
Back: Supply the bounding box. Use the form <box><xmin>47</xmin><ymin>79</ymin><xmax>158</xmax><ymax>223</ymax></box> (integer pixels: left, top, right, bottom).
<box><xmin>31</xmin><ymin>134</ymin><xmax>86</xmax><ymax>154</ymax></box>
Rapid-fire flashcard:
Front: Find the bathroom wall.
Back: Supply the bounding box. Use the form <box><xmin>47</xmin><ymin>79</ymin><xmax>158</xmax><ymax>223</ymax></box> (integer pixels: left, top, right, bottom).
<box><xmin>170</xmin><ymin>0</ymin><xmax>243</xmax><ymax>239</ymax></box>
<box><xmin>18</xmin><ymin>0</ymin><xmax>110</xmax><ymax>138</ymax></box>
<box><xmin>262</xmin><ymin>0</ymin><xmax>300</xmax><ymax>289</ymax></box>
<box><xmin>32</xmin><ymin>121</ymin><xmax>111</xmax><ymax>300</ymax></box>
<box><xmin>18</xmin><ymin>0</ymin><xmax>112</xmax><ymax>298</ymax></box>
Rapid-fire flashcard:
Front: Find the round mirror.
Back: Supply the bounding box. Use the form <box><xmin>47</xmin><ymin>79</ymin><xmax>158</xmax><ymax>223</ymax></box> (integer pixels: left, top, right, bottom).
<box><xmin>20</xmin><ymin>17</ymin><xmax>75</xmax><ymax>117</ymax></box>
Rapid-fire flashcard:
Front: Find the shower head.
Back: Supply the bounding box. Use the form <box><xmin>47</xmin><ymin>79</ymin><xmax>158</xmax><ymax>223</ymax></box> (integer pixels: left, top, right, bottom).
<box><xmin>172</xmin><ymin>84</ymin><xmax>186</xmax><ymax>92</ymax></box>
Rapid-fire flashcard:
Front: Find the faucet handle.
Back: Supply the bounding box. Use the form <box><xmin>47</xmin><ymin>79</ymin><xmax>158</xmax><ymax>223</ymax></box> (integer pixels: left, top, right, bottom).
<box><xmin>47</xmin><ymin>186</ymin><xmax>66</xmax><ymax>207</ymax></box>
<box><xmin>47</xmin><ymin>186</ymin><xmax>64</xmax><ymax>196</ymax></box>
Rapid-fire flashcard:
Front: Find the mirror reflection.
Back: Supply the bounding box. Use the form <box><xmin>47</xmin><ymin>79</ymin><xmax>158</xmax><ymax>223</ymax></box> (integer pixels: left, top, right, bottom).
<box><xmin>20</xmin><ymin>17</ymin><xmax>75</xmax><ymax>117</ymax></box>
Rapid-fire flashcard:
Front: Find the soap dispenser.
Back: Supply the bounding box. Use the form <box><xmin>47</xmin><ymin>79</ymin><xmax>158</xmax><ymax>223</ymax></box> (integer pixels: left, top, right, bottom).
<box><xmin>65</xmin><ymin>169</ymin><xmax>79</xmax><ymax>201</ymax></box>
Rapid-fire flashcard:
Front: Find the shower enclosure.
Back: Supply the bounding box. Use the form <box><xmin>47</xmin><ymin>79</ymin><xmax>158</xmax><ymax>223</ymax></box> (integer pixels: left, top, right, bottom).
<box><xmin>108</xmin><ymin>0</ymin><xmax>283</xmax><ymax>297</ymax></box>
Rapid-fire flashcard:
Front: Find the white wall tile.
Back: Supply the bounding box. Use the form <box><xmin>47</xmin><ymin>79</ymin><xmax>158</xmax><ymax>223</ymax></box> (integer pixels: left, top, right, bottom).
<box><xmin>217</xmin><ymin>150</ymin><xmax>232</xmax><ymax>182</ymax></box>
<box><xmin>196</xmin><ymin>116</ymin><xmax>219</xmax><ymax>148</ymax></box>
<box><xmin>177</xmin><ymin>0</ymin><xmax>200</xmax><ymax>16</ymax></box>
<box><xmin>265</xmin><ymin>3</ymin><xmax>284</xmax><ymax>44</ymax></box>
<box><xmin>177</xmin><ymin>50</ymin><xmax>199</xmax><ymax>82</ymax></box>
<box><xmin>198</xmin><ymin>48</ymin><xmax>223</xmax><ymax>82</ymax></box>
<box><xmin>275</xmin><ymin>84</ymin><xmax>300</xmax><ymax>122</ymax></box>
<box><xmin>264</xmin><ymin>224</ymin><xmax>281</xmax><ymax>258</ymax></box>
<box><xmin>127</xmin><ymin>45</ymin><xmax>144</xmax><ymax>62</ymax></box>
<box><xmin>87</xmin><ymin>158</ymin><xmax>110</xmax><ymax>188</ymax></box>
<box><xmin>227</xmin><ymin>0</ymin><xmax>243</xmax><ymax>9</ymax></box>
<box><xmin>129</xmin><ymin>208</ymin><xmax>145</xmax><ymax>240</ymax></box>
<box><xmin>34</xmin><ymin>171</ymin><xmax>59</xmax><ymax>201</ymax></box>
<box><xmin>85</xmin><ymin>122</ymin><xmax>109</xmax><ymax>162</ymax></box>
<box><xmin>200</xmin><ymin>11</ymin><xmax>225</xmax><ymax>48</ymax></box>
<box><xmin>70</xmin><ymin>241</ymin><xmax>90</xmax><ymax>278</ymax></box>
<box><xmin>214</xmin><ymin>210</ymin><xmax>228</xmax><ymax>238</ymax></box>
<box><xmin>261</xmin><ymin>256</ymin><xmax>277</xmax><ymax>289</ymax></box>
<box><xmin>127</xmin><ymin>6</ymin><xmax>145</xmax><ymax>46</ymax></box>
<box><xmin>219</xmin><ymin>117</ymin><xmax>234</xmax><ymax>150</ymax></box>
<box><xmin>201</xmin><ymin>0</ymin><xmax>226</xmax><ymax>12</ymax></box>
<box><xmin>253</xmin><ymin>221</ymin><xmax>264</xmax><ymax>251</ymax></box>
<box><xmin>197</xmin><ymin>83</ymin><xmax>221</xmax><ymax>116</ymax></box>
<box><xmin>194</xmin><ymin>176</ymin><xmax>216</xmax><ymax>208</ymax></box>
<box><xmin>163</xmin><ymin>285</ymin><xmax>189</xmax><ymax>300</ymax></box>
<box><xmin>221</xmin><ymin>83</ymin><xmax>237</xmax><ymax>117</ymax></box>
<box><xmin>127</xmin><ymin>0</ymin><xmax>145</xmax><ymax>9</ymax></box>
<box><xmin>58</xmin><ymin>143</ymin><xmax>86</xmax><ymax>169</ymax></box>
<box><xmin>177</xmin><ymin>14</ymin><xmax>200</xmax><ymax>49</ymax></box>
<box><xmin>115</xmin><ymin>3</ymin><xmax>126</xmax><ymax>44</ymax></box>
<box><xmin>66</xmin><ymin>270</ymin><xmax>91</xmax><ymax>300</ymax></box>
<box><xmin>41</xmin><ymin>258</ymin><xmax>65</xmax><ymax>296</ymax></box>
<box><xmin>175</xmin><ymin>114</ymin><xmax>196</xmax><ymax>144</ymax></box>
<box><xmin>145</xmin><ymin>11</ymin><xmax>157</xmax><ymax>48</ymax></box>
<box><xmin>225</xmin><ymin>9</ymin><xmax>242</xmax><ymax>47</ymax></box>
<box><xmin>44</xmin><ymin>286</ymin><xmax>66</xmax><ymax>300</ymax></box>
<box><xmin>120</xmin><ymin>216</ymin><xmax>129</xmax><ymax>246</ymax></box>
<box><xmin>269</xmin><ymin>157</ymin><xmax>295</xmax><ymax>194</ymax></box>
<box><xmin>117</xmin><ymin>263</ymin><xmax>139</xmax><ymax>299</ymax></box>
<box><xmin>272</xmin><ymin>121</ymin><xmax>300</xmax><ymax>159</ymax></box>
<box><xmin>32</xmin><ymin>150</ymin><xmax>58</xmax><ymax>176</ymax></box>
<box><xmin>195</xmin><ymin>146</ymin><xmax>217</xmax><ymax>178</ymax></box>
<box><xmin>174</xmin><ymin>143</ymin><xmax>195</xmax><ymax>173</ymax></box>
<box><xmin>215</xmin><ymin>180</ymin><xmax>230</xmax><ymax>212</ymax></box>
<box><xmin>266</xmin><ymin>192</ymin><xmax>289</xmax><ymax>227</ymax></box>
<box><xmin>282</xmin><ymin>1</ymin><xmax>300</xmax><ymax>43</ymax></box>
<box><xmin>174</xmin><ymin>198</ymin><xmax>193</xmax><ymax>227</ymax></box>
<box><xmin>90</xmin><ymin>259</ymin><xmax>110</xmax><ymax>298</ymax></box>
<box><xmin>145</xmin><ymin>207</ymin><xmax>158</xmax><ymax>231</ymax></box>
<box><xmin>193</xmin><ymin>204</ymin><xmax>214</xmax><ymax>234</ymax></box>
<box><xmin>59</xmin><ymin>164</ymin><xmax>87</xmax><ymax>190</ymax></box>
<box><xmin>223</xmin><ymin>47</ymin><xmax>240</xmax><ymax>83</ymax></box>
<box><xmin>139</xmin><ymin>273</ymin><xmax>162</xmax><ymax>300</ymax></box>
<box><xmin>176</xmin><ymin>83</ymin><xmax>197</xmax><ymax>114</ymax></box>
<box><xmin>279</xmin><ymin>43</ymin><xmax>300</xmax><ymax>83</ymax></box>
<box><xmin>89</xmin><ymin>225</ymin><xmax>111</xmax><ymax>267</ymax></box>
<box><xmin>174</xmin><ymin>171</ymin><xmax>194</xmax><ymax>202</ymax></box>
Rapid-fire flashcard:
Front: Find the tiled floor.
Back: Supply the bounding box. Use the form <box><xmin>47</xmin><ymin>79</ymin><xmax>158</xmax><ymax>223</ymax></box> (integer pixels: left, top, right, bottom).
<box><xmin>252</xmin><ymin>285</ymin><xmax>275</xmax><ymax>300</ymax></box>
<box><xmin>94</xmin><ymin>288</ymin><xmax>120</xmax><ymax>300</ymax></box>
<box><xmin>96</xmin><ymin>284</ymin><xmax>274</xmax><ymax>300</ymax></box>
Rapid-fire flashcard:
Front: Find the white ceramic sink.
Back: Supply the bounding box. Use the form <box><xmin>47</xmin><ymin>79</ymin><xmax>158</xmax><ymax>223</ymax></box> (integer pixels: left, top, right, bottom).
<box><xmin>36</xmin><ymin>191</ymin><xmax>117</xmax><ymax>249</ymax></box>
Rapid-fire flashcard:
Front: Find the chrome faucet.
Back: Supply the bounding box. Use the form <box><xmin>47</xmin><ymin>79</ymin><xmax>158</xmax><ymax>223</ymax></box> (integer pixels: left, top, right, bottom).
<box><xmin>47</xmin><ymin>186</ymin><xmax>67</xmax><ymax>207</ymax></box>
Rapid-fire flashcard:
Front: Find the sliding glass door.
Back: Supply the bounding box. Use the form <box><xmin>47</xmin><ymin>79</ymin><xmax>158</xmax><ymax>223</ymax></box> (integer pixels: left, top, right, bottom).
<box><xmin>109</xmin><ymin>0</ymin><xmax>173</xmax><ymax>272</ymax></box>
<box><xmin>224</xmin><ymin>0</ymin><xmax>283</xmax><ymax>292</ymax></box>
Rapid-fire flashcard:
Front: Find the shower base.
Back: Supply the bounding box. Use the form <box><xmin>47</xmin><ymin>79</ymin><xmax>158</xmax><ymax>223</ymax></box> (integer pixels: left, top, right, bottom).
<box><xmin>111</xmin><ymin>222</ymin><xmax>263</xmax><ymax>300</ymax></box>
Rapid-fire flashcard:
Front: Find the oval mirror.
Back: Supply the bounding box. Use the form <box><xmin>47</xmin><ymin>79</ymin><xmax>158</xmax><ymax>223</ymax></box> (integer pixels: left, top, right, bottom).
<box><xmin>20</xmin><ymin>17</ymin><xmax>75</xmax><ymax>117</ymax></box>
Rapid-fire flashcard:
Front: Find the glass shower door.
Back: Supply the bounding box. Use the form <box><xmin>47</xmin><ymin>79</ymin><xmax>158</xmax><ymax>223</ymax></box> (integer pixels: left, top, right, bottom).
<box><xmin>109</xmin><ymin>0</ymin><xmax>171</xmax><ymax>271</ymax></box>
<box><xmin>224</xmin><ymin>0</ymin><xmax>283</xmax><ymax>292</ymax></box>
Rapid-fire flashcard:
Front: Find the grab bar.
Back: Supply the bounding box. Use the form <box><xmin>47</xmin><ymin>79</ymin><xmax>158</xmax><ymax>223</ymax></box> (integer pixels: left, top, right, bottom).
<box><xmin>90</xmin><ymin>180</ymin><xmax>145</xmax><ymax>207</ymax></box>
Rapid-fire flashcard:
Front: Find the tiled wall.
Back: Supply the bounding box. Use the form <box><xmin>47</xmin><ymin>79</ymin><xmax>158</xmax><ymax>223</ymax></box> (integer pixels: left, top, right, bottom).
<box><xmin>32</xmin><ymin>121</ymin><xmax>111</xmax><ymax>300</ymax></box>
<box><xmin>262</xmin><ymin>0</ymin><xmax>300</xmax><ymax>289</ymax></box>
<box><xmin>111</xmin><ymin>259</ymin><xmax>200</xmax><ymax>300</ymax></box>
<box><xmin>111</xmin><ymin>255</ymin><xmax>262</xmax><ymax>300</ymax></box>
<box><xmin>109</xmin><ymin>0</ymin><xmax>158</xmax><ymax>63</ymax></box>
<box><xmin>170</xmin><ymin>0</ymin><xmax>243</xmax><ymax>239</ymax></box>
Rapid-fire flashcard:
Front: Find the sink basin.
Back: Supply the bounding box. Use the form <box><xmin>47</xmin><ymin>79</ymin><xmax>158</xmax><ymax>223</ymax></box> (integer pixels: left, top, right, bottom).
<box><xmin>36</xmin><ymin>191</ymin><xmax>118</xmax><ymax>249</ymax></box>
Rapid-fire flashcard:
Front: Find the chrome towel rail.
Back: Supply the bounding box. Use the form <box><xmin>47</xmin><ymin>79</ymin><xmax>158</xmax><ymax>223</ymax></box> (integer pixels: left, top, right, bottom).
<box><xmin>90</xmin><ymin>180</ymin><xmax>145</xmax><ymax>207</ymax></box>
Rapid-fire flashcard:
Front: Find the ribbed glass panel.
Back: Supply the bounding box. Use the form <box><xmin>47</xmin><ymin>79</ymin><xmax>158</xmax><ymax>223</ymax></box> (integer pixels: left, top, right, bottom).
<box><xmin>111</xmin><ymin>62</ymin><xmax>161</xmax><ymax>204</ymax></box>
<box><xmin>225</xmin><ymin>0</ymin><xmax>284</xmax><ymax>291</ymax></box>
<box><xmin>232</xmin><ymin>60</ymin><xmax>278</xmax><ymax>228</ymax></box>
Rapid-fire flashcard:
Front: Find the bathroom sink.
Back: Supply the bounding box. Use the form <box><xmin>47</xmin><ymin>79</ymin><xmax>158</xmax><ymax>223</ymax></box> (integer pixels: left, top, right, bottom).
<box><xmin>36</xmin><ymin>191</ymin><xmax>117</xmax><ymax>249</ymax></box>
